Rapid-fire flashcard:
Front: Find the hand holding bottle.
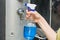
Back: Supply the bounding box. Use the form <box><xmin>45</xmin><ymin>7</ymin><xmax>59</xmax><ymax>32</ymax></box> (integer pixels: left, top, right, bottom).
<box><xmin>26</xmin><ymin>10</ymin><xmax>45</xmax><ymax>23</ymax></box>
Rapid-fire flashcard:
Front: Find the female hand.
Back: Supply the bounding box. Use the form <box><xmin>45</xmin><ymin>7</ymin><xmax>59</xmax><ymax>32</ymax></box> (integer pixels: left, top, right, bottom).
<box><xmin>26</xmin><ymin>10</ymin><xmax>45</xmax><ymax>23</ymax></box>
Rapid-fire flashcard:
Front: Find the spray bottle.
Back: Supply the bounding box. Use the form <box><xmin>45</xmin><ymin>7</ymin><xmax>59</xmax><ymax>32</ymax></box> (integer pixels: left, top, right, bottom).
<box><xmin>24</xmin><ymin>3</ymin><xmax>37</xmax><ymax>40</ymax></box>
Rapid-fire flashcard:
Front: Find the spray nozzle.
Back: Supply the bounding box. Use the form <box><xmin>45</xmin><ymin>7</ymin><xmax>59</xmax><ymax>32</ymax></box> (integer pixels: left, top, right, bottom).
<box><xmin>24</xmin><ymin>3</ymin><xmax>37</xmax><ymax>11</ymax></box>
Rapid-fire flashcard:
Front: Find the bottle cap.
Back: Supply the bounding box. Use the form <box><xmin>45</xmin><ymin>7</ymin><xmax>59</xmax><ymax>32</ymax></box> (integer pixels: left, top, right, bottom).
<box><xmin>25</xmin><ymin>3</ymin><xmax>37</xmax><ymax>11</ymax></box>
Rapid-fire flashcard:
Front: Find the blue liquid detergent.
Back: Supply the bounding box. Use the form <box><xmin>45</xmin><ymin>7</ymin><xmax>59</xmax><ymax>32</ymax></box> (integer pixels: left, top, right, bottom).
<box><xmin>24</xmin><ymin>23</ymin><xmax>37</xmax><ymax>40</ymax></box>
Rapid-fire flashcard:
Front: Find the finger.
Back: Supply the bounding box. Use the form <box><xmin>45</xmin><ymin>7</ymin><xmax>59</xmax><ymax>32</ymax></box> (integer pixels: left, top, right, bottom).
<box><xmin>26</xmin><ymin>15</ymin><xmax>30</xmax><ymax>20</ymax></box>
<box><xmin>26</xmin><ymin>15</ymin><xmax>33</xmax><ymax>20</ymax></box>
<box><xmin>26</xmin><ymin>10</ymin><xmax>31</xmax><ymax>14</ymax></box>
<box><xmin>26</xmin><ymin>10</ymin><xmax>31</xmax><ymax>16</ymax></box>
<box><xmin>26</xmin><ymin>10</ymin><xmax>36</xmax><ymax>15</ymax></box>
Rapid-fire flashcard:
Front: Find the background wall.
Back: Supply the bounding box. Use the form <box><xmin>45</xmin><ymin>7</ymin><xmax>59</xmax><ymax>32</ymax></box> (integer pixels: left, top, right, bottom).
<box><xmin>6</xmin><ymin>0</ymin><xmax>29</xmax><ymax>40</ymax></box>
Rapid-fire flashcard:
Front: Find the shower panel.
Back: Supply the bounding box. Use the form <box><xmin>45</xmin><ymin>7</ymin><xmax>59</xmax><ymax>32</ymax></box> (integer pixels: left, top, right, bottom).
<box><xmin>6</xmin><ymin>0</ymin><xmax>29</xmax><ymax>40</ymax></box>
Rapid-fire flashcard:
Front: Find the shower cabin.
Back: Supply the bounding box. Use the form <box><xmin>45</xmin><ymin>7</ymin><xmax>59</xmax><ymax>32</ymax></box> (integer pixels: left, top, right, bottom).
<box><xmin>5</xmin><ymin>0</ymin><xmax>50</xmax><ymax>40</ymax></box>
<box><xmin>0</xmin><ymin>0</ymin><xmax>60</xmax><ymax>40</ymax></box>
